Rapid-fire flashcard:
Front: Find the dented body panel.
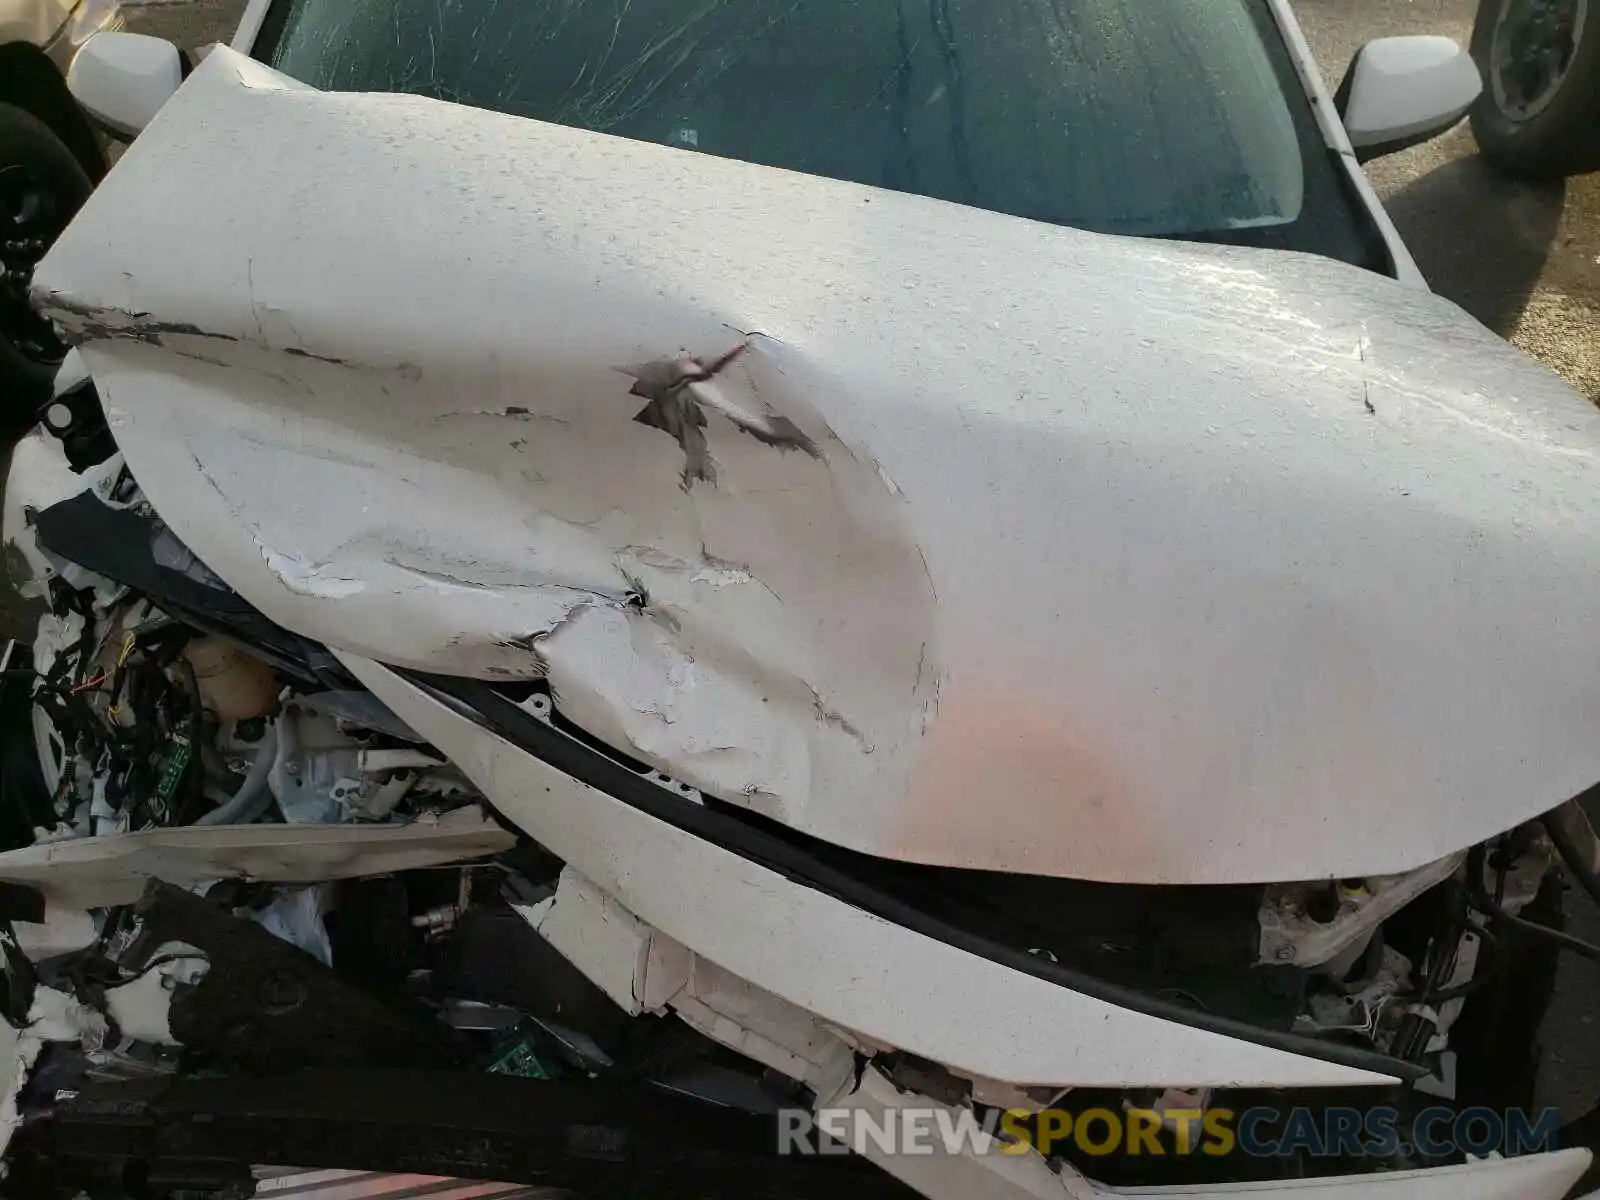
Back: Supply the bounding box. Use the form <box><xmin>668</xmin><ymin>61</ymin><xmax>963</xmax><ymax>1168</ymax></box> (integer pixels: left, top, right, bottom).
<box><xmin>32</xmin><ymin>49</ymin><xmax>1600</xmax><ymax>886</ymax></box>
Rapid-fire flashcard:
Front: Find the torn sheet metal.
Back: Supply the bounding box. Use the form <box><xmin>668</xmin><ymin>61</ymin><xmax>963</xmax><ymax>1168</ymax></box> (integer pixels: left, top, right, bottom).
<box><xmin>0</xmin><ymin>806</ymin><xmax>514</xmax><ymax>909</ymax></box>
<box><xmin>31</xmin><ymin>48</ymin><xmax>1600</xmax><ymax>886</ymax></box>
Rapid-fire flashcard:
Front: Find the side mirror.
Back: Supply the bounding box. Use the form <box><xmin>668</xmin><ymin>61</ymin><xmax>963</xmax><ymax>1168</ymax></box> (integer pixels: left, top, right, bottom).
<box><xmin>66</xmin><ymin>32</ymin><xmax>185</xmax><ymax>139</ymax></box>
<box><xmin>1335</xmin><ymin>36</ymin><xmax>1482</xmax><ymax>163</ymax></box>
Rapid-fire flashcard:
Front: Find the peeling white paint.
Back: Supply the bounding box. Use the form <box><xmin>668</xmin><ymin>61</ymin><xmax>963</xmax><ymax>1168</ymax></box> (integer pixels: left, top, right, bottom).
<box><xmin>32</xmin><ymin>48</ymin><xmax>1600</xmax><ymax>885</ymax></box>
<box><xmin>689</xmin><ymin>560</ymin><xmax>756</xmax><ymax>589</ymax></box>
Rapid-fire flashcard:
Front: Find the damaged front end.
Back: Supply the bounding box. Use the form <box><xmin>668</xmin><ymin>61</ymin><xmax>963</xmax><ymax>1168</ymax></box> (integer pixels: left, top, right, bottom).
<box><xmin>3</xmin><ymin>45</ymin><xmax>1600</xmax><ymax>1200</ymax></box>
<box><xmin>1</xmin><ymin>434</ymin><xmax>1596</xmax><ymax>1200</ymax></box>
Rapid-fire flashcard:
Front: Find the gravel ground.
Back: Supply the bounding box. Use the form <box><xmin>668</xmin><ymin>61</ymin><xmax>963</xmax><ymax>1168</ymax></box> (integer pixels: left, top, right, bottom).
<box><xmin>26</xmin><ymin>0</ymin><xmax>1600</xmax><ymax>1130</ymax></box>
<box><xmin>1294</xmin><ymin>0</ymin><xmax>1600</xmax><ymax>404</ymax></box>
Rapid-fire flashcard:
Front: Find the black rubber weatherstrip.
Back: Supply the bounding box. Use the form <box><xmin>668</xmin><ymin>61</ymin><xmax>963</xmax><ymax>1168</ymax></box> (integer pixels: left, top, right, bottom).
<box><xmin>405</xmin><ymin>671</ymin><xmax>1424</xmax><ymax>1082</ymax></box>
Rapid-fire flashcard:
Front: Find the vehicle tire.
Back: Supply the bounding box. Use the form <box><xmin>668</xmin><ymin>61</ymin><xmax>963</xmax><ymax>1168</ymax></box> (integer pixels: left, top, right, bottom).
<box><xmin>1470</xmin><ymin>0</ymin><xmax>1600</xmax><ymax>178</ymax></box>
<box><xmin>0</xmin><ymin>102</ymin><xmax>92</xmax><ymax>428</ymax></box>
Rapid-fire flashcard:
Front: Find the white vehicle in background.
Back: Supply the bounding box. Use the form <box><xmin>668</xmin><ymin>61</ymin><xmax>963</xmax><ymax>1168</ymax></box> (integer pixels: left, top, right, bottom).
<box><xmin>3</xmin><ymin>3</ymin><xmax>1599</xmax><ymax>1200</ymax></box>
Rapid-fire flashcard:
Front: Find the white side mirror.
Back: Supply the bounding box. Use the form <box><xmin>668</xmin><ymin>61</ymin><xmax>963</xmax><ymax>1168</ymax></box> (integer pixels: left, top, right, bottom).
<box><xmin>1336</xmin><ymin>36</ymin><xmax>1482</xmax><ymax>163</ymax></box>
<box><xmin>66</xmin><ymin>32</ymin><xmax>185</xmax><ymax>139</ymax></box>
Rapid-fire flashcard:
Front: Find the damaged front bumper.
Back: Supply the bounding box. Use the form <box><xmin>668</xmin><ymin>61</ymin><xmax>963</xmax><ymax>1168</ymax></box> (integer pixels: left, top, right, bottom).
<box><xmin>0</xmin><ymin>597</ymin><xmax>1591</xmax><ymax>1199</ymax></box>
<box><xmin>0</xmin><ymin>860</ymin><xmax>1594</xmax><ymax>1200</ymax></box>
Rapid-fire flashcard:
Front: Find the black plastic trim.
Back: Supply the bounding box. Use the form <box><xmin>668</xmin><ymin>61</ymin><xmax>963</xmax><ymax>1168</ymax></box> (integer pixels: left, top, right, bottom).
<box><xmin>247</xmin><ymin>0</ymin><xmax>296</xmax><ymax>66</ymax></box>
<box><xmin>9</xmin><ymin>1069</ymin><xmax>917</xmax><ymax>1200</ymax></box>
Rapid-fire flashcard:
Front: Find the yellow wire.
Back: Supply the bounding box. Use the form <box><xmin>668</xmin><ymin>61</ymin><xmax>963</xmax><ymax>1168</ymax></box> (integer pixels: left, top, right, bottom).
<box><xmin>109</xmin><ymin>633</ymin><xmax>136</xmax><ymax>717</ymax></box>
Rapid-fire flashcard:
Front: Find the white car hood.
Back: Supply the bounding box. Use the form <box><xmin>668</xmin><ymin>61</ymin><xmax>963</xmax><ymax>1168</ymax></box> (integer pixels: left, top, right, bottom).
<box><xmin>30</xmin><ymin>49</ymin><xmax>1600</xmax><ymax>886</ymax></box>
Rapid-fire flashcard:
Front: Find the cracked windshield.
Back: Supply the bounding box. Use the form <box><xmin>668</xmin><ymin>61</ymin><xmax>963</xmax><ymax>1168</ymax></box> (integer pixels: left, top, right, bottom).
<box><xmin>269</xmin><ymin>0</ymin><xmax>1308</xmax><ymax>241</ymax></box>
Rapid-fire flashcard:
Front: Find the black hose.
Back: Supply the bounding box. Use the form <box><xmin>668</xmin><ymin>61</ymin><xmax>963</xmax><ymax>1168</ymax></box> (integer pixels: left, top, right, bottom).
<box><xmin>1466</xmin><ymin>843</ymin><xmax>1600</xmax><ymax>964</ymax></box>
<box><xmin>1394</xmin><ymin>885</ymin><xmax>1472</xmax><ymax>1061</ymax></box>
<box><xmin>1497</xmin><ymin>915</ymin><xmax>1600</xmax><ymax>962</ymax></box>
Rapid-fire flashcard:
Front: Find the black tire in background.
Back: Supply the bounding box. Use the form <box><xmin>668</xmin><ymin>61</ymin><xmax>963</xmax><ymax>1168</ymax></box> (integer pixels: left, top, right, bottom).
<box><xmin>0</xmin><ymin>102</ymin><xmax>91</xmax><ymax>429</ymax></box>
<box><xmin>1470</xmin><ymin>0</ymin><xmax>1600</xmax><ymax>178</ymax></box>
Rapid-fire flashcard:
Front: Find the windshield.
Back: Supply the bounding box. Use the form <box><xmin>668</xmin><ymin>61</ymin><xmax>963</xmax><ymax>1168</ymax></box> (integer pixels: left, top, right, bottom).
<box><xmin>259</xmin><ymin>0</ymin><xmax>1387</xmax><ymax>268</ymax></box>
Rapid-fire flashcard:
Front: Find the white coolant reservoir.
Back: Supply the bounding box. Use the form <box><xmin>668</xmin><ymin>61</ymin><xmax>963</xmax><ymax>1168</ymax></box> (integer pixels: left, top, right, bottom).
<box><xmin>182</xmin><ymin>636</ymin><xmax>277</xmax><ymax>722</ymax></box>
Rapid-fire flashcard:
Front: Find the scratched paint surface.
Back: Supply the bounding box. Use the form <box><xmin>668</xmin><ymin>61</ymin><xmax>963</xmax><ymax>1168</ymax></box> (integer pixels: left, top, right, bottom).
<box><xmin>31</xmin><ymin>49</ymin><xmax>1600</xmax><ymax>885</ymax></box>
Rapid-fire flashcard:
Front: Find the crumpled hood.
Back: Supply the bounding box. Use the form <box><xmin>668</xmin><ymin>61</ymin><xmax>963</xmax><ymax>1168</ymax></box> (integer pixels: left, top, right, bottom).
<box><xmin>30</xmin><ymin>48</ymin><xmax>1600</xmax><ymax>886</ymax></box>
